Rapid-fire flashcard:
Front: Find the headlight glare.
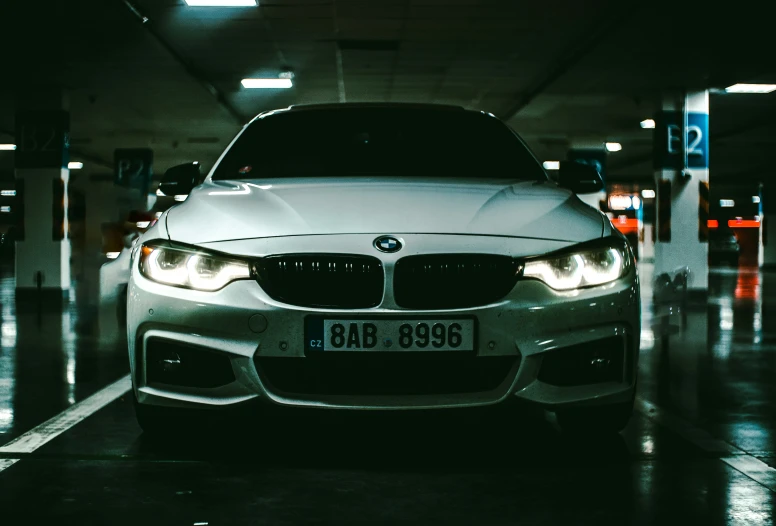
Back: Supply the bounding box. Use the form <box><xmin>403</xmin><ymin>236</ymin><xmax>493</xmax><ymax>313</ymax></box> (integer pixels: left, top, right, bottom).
<box><xmin>139</xmin><ymin>243</ymin><xmax>250</xmax><ymax>291</ymax></box>
<box><xmin>524</xmin><ymin>243</ymin><xmax>627</xmax><ymax>291</ymax></box>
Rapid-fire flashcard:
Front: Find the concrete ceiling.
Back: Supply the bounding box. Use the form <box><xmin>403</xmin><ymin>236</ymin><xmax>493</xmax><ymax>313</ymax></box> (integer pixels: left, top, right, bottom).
<box><xmin>2</xmin><ymin>0</ymin><xmax>775</xmax><ymax>186</ymax></box>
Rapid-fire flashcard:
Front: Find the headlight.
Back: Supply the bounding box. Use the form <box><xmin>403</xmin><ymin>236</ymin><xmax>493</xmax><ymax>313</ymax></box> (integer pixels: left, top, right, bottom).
<box><xmin>138</xmin><ymin>242</ymin><xmax>250</xmax><ymax>291</ymax></box>
<box><xmin>523</xmin><ymin>238</ymin><xmax>631</xmax><ymax>291</ymax></box>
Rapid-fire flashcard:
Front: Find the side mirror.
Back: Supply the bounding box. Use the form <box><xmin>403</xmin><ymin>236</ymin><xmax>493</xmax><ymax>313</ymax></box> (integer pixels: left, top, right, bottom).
<box><xmin>158</xmin><ymin>162</ymin><xmax>200</xmax><ymax>197</ymax></box>
<box><xmin>557</xmin><ymin>161</ymin><xmax>604</xmax><ymax>194</ymax></box>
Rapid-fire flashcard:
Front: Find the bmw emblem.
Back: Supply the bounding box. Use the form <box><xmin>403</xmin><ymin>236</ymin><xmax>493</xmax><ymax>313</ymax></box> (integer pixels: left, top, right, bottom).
<box><xmin>374</xmin><ymin>236</ymin><xmax>402</xmax><ymax>253</ymax></box>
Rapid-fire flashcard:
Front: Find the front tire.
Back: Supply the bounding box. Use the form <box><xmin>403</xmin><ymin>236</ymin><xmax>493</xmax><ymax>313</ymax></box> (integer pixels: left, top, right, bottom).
<box><xmin>556</xmin><ymin>398</ymin><xmax>634</xmax><ymax>435</ymax></box>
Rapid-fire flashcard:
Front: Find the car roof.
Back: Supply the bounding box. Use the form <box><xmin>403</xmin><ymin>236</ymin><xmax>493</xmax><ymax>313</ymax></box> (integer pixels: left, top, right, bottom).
<box><xmin>248</xmin><ymin>102</ymin><xmax>484</xmax><ymax>124</ymax></box>
<box><xmin>287</xmin><ymin>102</ymin><xmax>466</xmax><ymax>112</ymax></box>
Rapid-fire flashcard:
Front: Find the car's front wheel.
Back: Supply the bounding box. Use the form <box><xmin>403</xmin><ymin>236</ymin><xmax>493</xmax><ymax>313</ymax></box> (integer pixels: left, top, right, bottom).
<box><xmin>555</xmin><ymin>398</ymin><xmax>634</xmax><ymax>435</ymax></box>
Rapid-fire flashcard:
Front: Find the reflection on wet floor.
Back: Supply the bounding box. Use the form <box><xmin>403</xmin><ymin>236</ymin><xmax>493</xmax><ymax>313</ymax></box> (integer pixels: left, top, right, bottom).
<box><xmin>640</xmin><ymin>263</ymin><xmax>776</xmax><ymax>458</ymax></box>
<box><xmin>0</xmin><ymin>261</ymin><xmax>774</xmax><ymax>524</ymax></box>
<box><xmin>0</xmin><ymin>264</ymin><xmax>128</xmax><ymax>444</ymax></box>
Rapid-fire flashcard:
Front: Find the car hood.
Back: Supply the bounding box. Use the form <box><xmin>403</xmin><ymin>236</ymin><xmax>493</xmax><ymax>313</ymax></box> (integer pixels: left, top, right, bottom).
<box><xmin>165</xmin><ymin>177</ymin><xmax>604</xmax><ymax>244</ymax></box>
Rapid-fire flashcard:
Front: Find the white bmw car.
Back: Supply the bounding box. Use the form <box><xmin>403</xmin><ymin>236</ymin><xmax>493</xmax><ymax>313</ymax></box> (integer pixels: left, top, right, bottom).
<box><xmin>127</xmin><ymin>103</ymin><xmax>640</xmax><ymax>434</ymax></box>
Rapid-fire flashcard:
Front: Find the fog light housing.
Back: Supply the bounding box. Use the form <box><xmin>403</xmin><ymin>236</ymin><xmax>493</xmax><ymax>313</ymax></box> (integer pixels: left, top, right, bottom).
<box><xmin>538</xmin><ymin>336</ymin><xmax>625</xmax><ymax>386</ymax></box>
<box><xmin>146</xmin><ymin>338</ymin><xmax>235</xmax><ymax>388</ymax></box>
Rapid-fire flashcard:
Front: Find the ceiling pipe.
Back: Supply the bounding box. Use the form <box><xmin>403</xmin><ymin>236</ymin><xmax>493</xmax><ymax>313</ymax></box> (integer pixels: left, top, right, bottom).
<box><xmin>499</xmin><ymin>1</ymin><xmax>636</xmax><ymax>122</ymax></box>
<box><xmin>118</xmin><ymin>0</ymin><xmax>245</xmax><ymax>126</ymax></box>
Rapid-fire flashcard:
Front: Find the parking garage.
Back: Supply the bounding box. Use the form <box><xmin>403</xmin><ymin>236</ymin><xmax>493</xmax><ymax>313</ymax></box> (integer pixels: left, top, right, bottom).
<box><xmin>1</xmin><ymin>0</ymin><xmax>776</xmax><ymax>524</ymax></box>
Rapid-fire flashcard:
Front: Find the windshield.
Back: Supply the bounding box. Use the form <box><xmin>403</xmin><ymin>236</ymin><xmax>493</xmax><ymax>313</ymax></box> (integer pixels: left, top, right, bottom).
<box><xmin>211</xmin><ymin>108</ymin><xmax>546</xmax><ymax>181</ymax></box>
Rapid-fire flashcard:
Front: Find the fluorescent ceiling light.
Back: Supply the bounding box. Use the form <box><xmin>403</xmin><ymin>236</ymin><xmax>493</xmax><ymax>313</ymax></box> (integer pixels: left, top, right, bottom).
<box><xmin>641</xmin><ymin>189</ymin><xmax>656</xmax><ymax>199</ymax></box>
<box><xmin>753</xmin><ymin>196</ymin><xmax>761</xmax><ymax>204</ymax></box>
<box><xmin>241</xmin><ymin>78</ymin><xmax>293</xmax><ymax>89</ymax></box>
<box><xmin>106</xmin><ymin>252</ymin><xmax>121</xmax><ymax>259</ymax></box>
<box><xmin>174</xmin><ymin>195</ymin><xmax>188</xmax><ymax>202</ymax></box>
<box><xmin>720</xmin><ymin>199</ymin><xmax>735</xmax><ymax>207</ymax></box>
<box><xmin>609</xmin><ymin>195</ymin><xmax>632</xmax><ymax>210</ymax></box>
<box><xmin>136</xmin><ymin>221</ymin><xmax>151</xmax><ymax>229</ymax></box>
<box><xmin>640</xmin><ymin>119</ymin><xmax>655</xmax><ymax>129</ymax></box>
<box><xmin>0</xmin><ymin>206</ymin><xmax>10</xmax><ymax>213</ymax></box>
<box><xmin>605</xmin><ymin>142</ymin><xmax>622</xmax><ymax>152</ymax></box>
<box><xmin>542</xmin><ymin>161</ymin><xmax>560</xmax><ymax>170</ymax></box>
<box><xmin>725</xmin><ymin>83</ymin><xmax>776</xmax><ymax>94</ymax></box>
<box><xmin>0</xmin><ymin>190</ymin><xmax>16</xmax><ymax>197</ymax></box>
<box><xmin>0</xmin><ymin>144</ymin><xmax>16</xmax><ymax>151</ymax></box>
<box><xmin>184</xmin><ymin>0</ymin><xmax>256</xmax><ymax>6</ymax></box>
<box><xmin>68</xmin><ymin>162</ymin><xmax>84</xmax><ymax>170</ymax></box>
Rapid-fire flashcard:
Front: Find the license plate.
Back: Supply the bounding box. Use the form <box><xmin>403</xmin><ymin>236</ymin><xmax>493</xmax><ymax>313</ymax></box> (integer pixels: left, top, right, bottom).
<box><xmin>305</xmin><ymin>318</ymin><xmax>476</xmax><ymax>352</ymax></box>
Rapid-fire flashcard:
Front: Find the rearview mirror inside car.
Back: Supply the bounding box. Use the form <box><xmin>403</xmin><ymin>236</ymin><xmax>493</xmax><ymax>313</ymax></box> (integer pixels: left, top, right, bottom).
<box><xmin>557</xmin><ymin>161</ymin><xmax>604</xmax><ymax>194</ymax></box>
<box><xmin>158</xmin><ymin>162</ymin><xmax>200</xmax><ymax>197</ymax></box>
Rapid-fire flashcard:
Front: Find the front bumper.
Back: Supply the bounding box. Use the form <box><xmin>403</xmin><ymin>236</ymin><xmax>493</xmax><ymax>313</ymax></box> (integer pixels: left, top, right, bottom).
<box><xmin>127</xmin><ymin>234</ymin><xmax>640</xmax><ymax>411</ymax></box>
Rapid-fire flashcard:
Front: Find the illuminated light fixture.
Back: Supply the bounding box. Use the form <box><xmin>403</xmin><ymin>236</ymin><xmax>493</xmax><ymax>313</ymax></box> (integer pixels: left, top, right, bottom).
<box><xmin>724</xmin><ymin>83</ymin><xmax>776</xmax><ymax>94</ymax></box>
<box><xmin>156</xmin><ymin>188</ymin><xmax>165</xmax><ymax>197</ymax></box>
<box><xmin>136</xmin><ymin>221</ymin><xmax>151</xmax><ymax>229</ymax></box>
<box><xmin>542</xmin><ymin>161</ymin><xmax>560</xmax><ymax>170</ymax></box>
<box><xmin>0</xmin><ymin>190</ymin><xmax>16</xmax><ymax>197</ymax></box>
<box><xmin>720</xmin><ymin>199</ymin><xmax>735</xmax><ymax>207</ymax></box>
<box><xmin>608</xmin><ymin>194</ymin><xmax>632</xmax><ymax>210</ymax></box>
<box><xmin>753</xmin><ymin>196</ymin><xmax>761</xmax><ymax>204</ymax></box>
<box><xmin>174</xmin><ymin>195</ymin><xmax>188</xmax><ymax>202</ymax></box>
<box><xmin>632</xmin><ymin>196</ymin><xmax>641</xmax><ymax>210</ymax></box>
<box><xmin>708</xmin><ymin>219</ymin><xmax>719</xmax><ymax>228</ymax></box>
<box><xmin>68</xmin><ymin>162</ymin><xmax>84</xmax><ymax>170</ymax></box>
<box><xmin>729</xmin><ymin>218</ymin><xmax>760</xmax><ymax>228</ymax></box>
<box><xmin>0</xmin><ymin>206</ymin><xmax>10</xmax><ymax>213</ymax></box>
<box><xmin>184</xmin><ymin>0</ymin><xmax>256</xmax><ymax>6</ymax></box>
<box><xmin>241</xmin><ymin>78</ymin><xmax>293</xmax><ymax>89</ymax></box>
<box><xmin>605</xmin><ymin>142</ymin><xmax>622</xmax><ymax>152</ymax></box>
<box><xmin>613</xmin><ymin>217</ymin><xmax>640</xmax><ymax>232</ymax></box>
<box><xmin>640</xmin><ymin>119</ymin><xmax>656</xmax><ymax>129</ymax></box>
<box><xmin>0</xmin><ymin>144</ymin><xmax>16</xmax><ymax>151</ymax></box>
<box><xmin>641</xmin><ymin>189</ymin><xmax>656</xmax><ymax>199</ymax></box>
<box><xmin>106</xmin><ymin>252</ymin><xmax>121</xmax><ymax>259</ymax></box>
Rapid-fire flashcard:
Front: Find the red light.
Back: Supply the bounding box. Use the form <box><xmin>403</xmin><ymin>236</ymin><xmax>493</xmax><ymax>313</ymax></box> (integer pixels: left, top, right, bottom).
<box><xmin>707</xmin><ymin>219</ymin><xmax>719</xmax><ymax>228</ymax></box>
<box><xmin>613</xmin><ymin>217</ymin><xmax>640</xmax><ymax>234</ymax></box>
<box><xmin>728</xmin><ymin>219</ymin><xmax>760</xmax><ymax>228</ymax></box>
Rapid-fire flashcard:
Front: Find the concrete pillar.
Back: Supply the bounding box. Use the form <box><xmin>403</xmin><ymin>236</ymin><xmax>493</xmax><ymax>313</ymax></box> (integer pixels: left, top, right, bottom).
<box><xmin>761</xmin><ymin>185</ymin><xmax>776</xmax><ymax>269</ymax></box>
<box><xmin>642</xmin><ymin>223</ymin><xmax>655</xmax><ymax>262</ymax></box>
<box><xmin>653</xmin><ymin>90</ymin><xmax>710</xmax><ymax>298</ymax></box>
<box><xmin>14</xmin><ymin>89</ymin><xmax>71</xmax><ymax>303</ymax></box>
<box><xmin>567</xmin><ymin>141</ymin><xmax>607</xmax><ymax>211</ymax></box>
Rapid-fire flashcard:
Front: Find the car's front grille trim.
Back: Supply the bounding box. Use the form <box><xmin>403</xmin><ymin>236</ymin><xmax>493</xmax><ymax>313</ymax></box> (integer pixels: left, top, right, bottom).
<box><xmin>393</xmin><ymin>254</ymin><xmax>522</xmax><ymax>309</ymax></box>
<box><xmin>252</xmin><ymin>253</ymin><xmax>384</xmax><ymax>309</ymax></box>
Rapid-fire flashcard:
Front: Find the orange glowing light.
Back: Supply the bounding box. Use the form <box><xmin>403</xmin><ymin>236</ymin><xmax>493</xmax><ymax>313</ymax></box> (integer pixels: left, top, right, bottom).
<box><xmin>707</xmin><ymin>219</ymin><xmax>719</xmax><ymax>228</ymax></box>
<box><xmin>728</xmin><ymin>219</ymin><xmax>760</xmax><ymax>228</ymax></box>
<box><xmin>613</xmin><ymin>217</ymin><xmax>640</xmax><ymax>234</ymax></box>
<box><xmin>734</xmin><ymin>272</ymin><xmax>760</xmax><ymax>300</ymax></box>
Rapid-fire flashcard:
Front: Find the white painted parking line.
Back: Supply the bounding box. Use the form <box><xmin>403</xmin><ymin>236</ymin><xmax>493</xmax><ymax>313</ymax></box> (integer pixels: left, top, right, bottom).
<box><xmin>0</xmin><ymin>374</ymin><xmax>131</xmax><ymax>473</ymax></box>
<box><xmin>636</xmin><ymin>397</ymin><xmax>776</xmax><ymax>493</ymax></box>
<box><xmin>0</xmin><ymin>459</ymin><xmax>19</xmax><ymax>472</ymax></box>
<box><xmin>723</xmin><ymin>456</ymin><xmax>776</xmax><ymax>493</ymax></box>
<box><xmin>635</xmin><ymin>398</ymin><xmax>741</xmax><ymax>455</ymax></box>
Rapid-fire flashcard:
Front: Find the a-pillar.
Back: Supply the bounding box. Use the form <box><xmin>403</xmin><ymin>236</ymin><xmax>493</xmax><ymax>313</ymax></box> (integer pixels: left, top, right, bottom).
<box><xmin>14</xmin><ymin>89</ymin><xmax>71</xmax><ymax>304</ymax></box>
<box><xmin>653</xmin><ymin>90</ymin><xmax>710</xmax><ymax>299</ymax></box>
